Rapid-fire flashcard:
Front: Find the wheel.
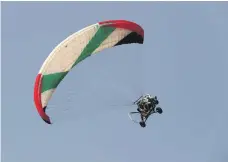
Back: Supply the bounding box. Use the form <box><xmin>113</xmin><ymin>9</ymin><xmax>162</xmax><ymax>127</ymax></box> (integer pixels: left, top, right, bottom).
<box><xmin>156</xmin><ymin>107</ymin><xmax>163</xmax><ymax>114</ymax></box>
<box><xmin>139</xmin><ymin>121</ymin><xmax>146</xmax><ymax>128</ymax></box>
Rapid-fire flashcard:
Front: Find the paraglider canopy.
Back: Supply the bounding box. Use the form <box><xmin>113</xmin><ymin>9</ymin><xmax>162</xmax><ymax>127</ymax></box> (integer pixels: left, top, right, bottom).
<box><xmin>34</xmin><ymin>20</ymin><xmax>144</xmax><ymax>124</ymax></box>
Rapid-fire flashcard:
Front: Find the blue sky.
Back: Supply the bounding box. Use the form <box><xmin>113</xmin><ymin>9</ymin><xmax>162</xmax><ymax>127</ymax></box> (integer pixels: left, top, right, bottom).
<box><xmin>2</xmin><ymin>2</ymin><xmax>228</xmax><ymax>162</ymax></box>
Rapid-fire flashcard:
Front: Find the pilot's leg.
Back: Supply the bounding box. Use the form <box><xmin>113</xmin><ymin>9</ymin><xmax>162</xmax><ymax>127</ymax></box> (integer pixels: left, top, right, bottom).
<box><xmin>144</xmin><ymin>103</ymin><xmax>150</xmax><ymax>112</ymax></box>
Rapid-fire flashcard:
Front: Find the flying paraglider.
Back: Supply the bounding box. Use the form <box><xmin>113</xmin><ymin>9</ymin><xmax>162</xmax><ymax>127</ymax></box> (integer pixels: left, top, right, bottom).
<box><xmin>129</xmin><ymin>94</ymin><xmax>163</xmax><ymax>128</ymax></box>
<box><xmin>34</xmin><ymin>20</ymin><xmax>144</xmax><ymax>124</ymax></box>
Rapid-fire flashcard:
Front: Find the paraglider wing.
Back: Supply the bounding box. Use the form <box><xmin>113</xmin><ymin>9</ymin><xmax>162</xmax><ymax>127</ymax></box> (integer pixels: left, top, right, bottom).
<box><xmin>33</xmin><ymin>20</ymin><xmax>144</xmax><ymax>124</ymax></box>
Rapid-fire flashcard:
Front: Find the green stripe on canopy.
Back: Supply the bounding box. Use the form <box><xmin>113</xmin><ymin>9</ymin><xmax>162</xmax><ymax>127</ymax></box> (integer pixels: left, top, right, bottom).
<box><xmin>41</xmin><ymin>26</ymin><xmax>116</xmax><ymax>93</ymax></box>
